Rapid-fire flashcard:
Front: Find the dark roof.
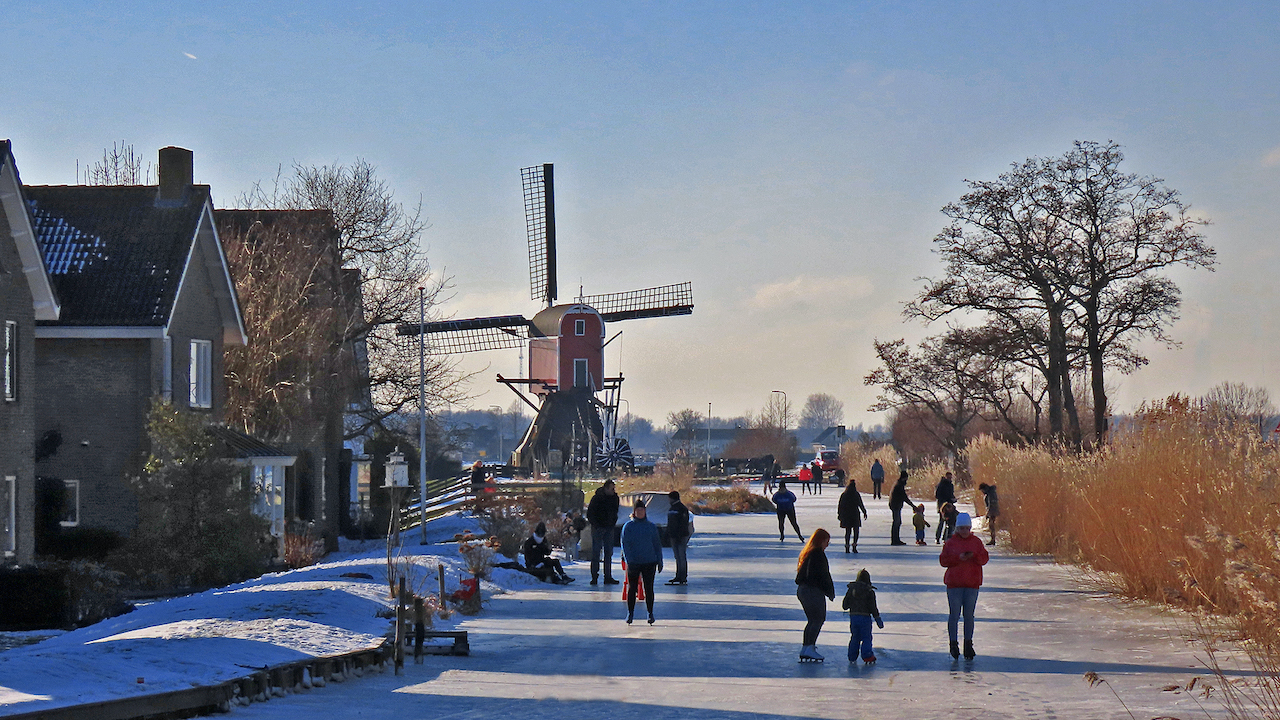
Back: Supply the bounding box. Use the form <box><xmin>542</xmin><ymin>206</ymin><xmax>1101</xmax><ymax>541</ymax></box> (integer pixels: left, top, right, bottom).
<box><xmin>811</xmin><ymin>426</ymin><xmax>849</xmax><ymax>445</ymax></box>
<box><xmin>26</xmin><ymin>184</ymin><xmax>211</xmax><ymax>326</ymax></box>
<box><xmin>206</xmin><ymin>425</ymin><xmax>293</xmax><ymax>459</ymax></box>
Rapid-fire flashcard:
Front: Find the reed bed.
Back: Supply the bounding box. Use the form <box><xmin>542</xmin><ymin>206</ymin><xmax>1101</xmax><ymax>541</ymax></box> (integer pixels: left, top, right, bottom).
<box><xmin>969</xmin><ymin>396</ymin><xmax>1280</xmax><ymax>717</ymax></box>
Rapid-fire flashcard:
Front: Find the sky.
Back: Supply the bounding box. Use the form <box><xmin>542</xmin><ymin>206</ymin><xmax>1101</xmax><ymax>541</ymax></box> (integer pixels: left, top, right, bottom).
<box><xmin>3</xmin><ymin>1</ymin><xmax>1278</xmax><ymax>427</ymax></box>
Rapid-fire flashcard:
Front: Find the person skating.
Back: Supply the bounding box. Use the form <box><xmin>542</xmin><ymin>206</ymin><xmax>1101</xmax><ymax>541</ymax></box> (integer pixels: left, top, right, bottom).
<box><xmin>888</xmin><ymin>470</ymin><xmax>918</xmax><ymax>546</ymax></box>
<box><xmin>665</xmin><ymin>490</ymin><xmax>692</xmax><ymax>585</ymax></box>
<box><xmin>934</xmin><ymin>471</ymin><xmax>957</xmax><ymax>544</ymax></box>
<box><xmin>812</xmin><ymin>461</ymin><xmax>824</xmax><ymax>495</ymax></box>
<box><xmin>939</xmin><ymin>501</ymin><xmax>958</xmax><ymax>542</ymax></box>
<box><xmin>798</xmin><ymin>464</ymin><xmax>813</xmax><ymax>495</ymax></box>
<box><xmin>837</xmin><ymin>478</ymin><xmax>868</xmax><ymax>553</ymax></box>
<box><xmin>912</xmin><ymin>504</ymin><xmax>931</xmax><ymax>545</ymax></box>
<box><xmin>587</xmin><ymin>479</ymin><xmax>621</xmax><ymax>585</ymax></box>
<box><xmin>772</xmin><ymin>482</ymin><xmax>804</xmax><ymax>541</ymax></box>
<box><xmin>760</xmin><ymin>453</ymin><xmax>776</xmax><ymax>496</ymax></box>
<box><xmin>795</xmin><ymin>528</ymin><xmax>835</xmax><ymax>662</ymax></box>
<box><xmin>620</xmin><ymin>499</ymin><xmax>663</xmax><ymax>625</ymax></box>
<box><xmin>978</xmin><ymin>482</ymin><xmax>1001</xmax><ymax>546</ymax></box>
<box><xmin>939</xmin><ymin>513</ymin><xmax>989</xmax><ymax>659</ymax></box>
<box><xmin>521</xmin><ymin>522</ymin><xmax>573</xmax><ymax>584</ymax></box>
<box><xmin>870</xmin><ymin>459</ymin><xmax>885</xmax><ymax>499</ymax></box>
<box><xmin>842</xmin><ymin>568</ymin><xmax>884</xmax><ymax>664</ymax></box>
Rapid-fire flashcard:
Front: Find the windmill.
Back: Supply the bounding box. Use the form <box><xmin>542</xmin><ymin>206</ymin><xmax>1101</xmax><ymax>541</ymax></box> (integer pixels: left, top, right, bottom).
<box><xmin>398</xmin><ymin>164</ymin><xmax>693</xmax><ymax>475</ymax></box>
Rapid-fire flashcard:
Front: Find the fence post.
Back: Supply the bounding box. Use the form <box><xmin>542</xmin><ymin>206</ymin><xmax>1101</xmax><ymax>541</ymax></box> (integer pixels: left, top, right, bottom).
<box><xmin>437</xmin><ymin>563</ymin><xmax>446</xmax><ymax>609</ymax></box>
<box><xmin>394</xmin><ymin>577</ymin><xmax>406</xmax><ymax>674</ymax></box>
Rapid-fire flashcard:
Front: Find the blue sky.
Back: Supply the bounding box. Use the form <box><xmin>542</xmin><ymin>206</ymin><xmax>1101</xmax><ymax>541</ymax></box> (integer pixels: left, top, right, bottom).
<box><xmin>4</xmin><ymin>2</ymin><xmax>1278</xmax><ymax>426</ymax></box>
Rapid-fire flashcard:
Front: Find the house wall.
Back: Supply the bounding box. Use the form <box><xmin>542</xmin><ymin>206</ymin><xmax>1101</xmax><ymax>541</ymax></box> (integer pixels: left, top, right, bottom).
<box><xmin>0</xmin><ymin>201</ymin><xmax>36</xmax><ymax>564</ymax></box>
<box><xmin>34</xmin><ymin>338</ymin><xmax>151</xmax><ymax>534</ymax></box>
<box><xmin>166</xmin><ymin>225</ymin><xmax>227</xmax><ymax>418</ymax></box>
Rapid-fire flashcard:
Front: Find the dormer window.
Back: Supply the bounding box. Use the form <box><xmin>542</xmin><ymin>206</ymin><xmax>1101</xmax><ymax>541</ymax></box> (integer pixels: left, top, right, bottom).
<box><xmin>189</xmin><ymin>339</ymin><xmax>212</xmax><ymax>409</ymax></box>
<box><xmin>575</xmin><ymin>319</ymin><xmax>585</xmax><ymax>336</ymax></box>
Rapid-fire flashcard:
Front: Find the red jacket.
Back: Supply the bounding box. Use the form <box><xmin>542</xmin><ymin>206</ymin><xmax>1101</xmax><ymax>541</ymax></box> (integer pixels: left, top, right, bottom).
<box><xmin>939</xmin><ymin>532</ymin><xmax>989</xmax><ymax>588</ymax></box>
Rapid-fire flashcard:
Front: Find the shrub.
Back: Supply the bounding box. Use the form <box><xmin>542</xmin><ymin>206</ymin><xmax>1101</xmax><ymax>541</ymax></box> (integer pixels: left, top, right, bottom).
<box><xmin>473</xmin><ymin>495</ymin><xmax>538</xmax><ymax>559</ymax></box>
<box><xmin>687</xmin><ymin>487</ymin><xmax>775</xmax><ymax>514</ymax></box>
<box><xmin>45</xmin><ymin>526</ymin><xmax>126</xmax><ymax>562</ymax></box>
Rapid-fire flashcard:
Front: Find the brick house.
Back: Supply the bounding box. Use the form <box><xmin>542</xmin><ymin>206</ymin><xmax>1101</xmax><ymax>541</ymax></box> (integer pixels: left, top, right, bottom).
<box><xmin>27</xmin><ymin>147</ymin><xmax>247</xmax><ymax>538</ymax></box>
<box><xmin>0</xmin><ymin>140</ymin><xmax>61</xmax><ymax>565</ymax></box>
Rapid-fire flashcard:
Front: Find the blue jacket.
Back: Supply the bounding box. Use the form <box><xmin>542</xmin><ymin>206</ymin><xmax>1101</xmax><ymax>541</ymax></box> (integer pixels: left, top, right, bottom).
<box><xmin>772</xmin><ymin>489</ymin><xmax>796</xmax><ymax>510</ymax></box>
<box><xmin>620</xmin><ymin>517</ymin><xmax>663</xmax><ymax>566</ymax></box>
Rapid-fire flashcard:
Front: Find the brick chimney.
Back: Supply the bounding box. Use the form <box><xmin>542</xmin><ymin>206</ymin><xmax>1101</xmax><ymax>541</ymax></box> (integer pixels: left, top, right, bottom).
<box><xmin>157</xmin><ymin>146</ymin><xmax>193</xmax><ymax>203</ymax></box>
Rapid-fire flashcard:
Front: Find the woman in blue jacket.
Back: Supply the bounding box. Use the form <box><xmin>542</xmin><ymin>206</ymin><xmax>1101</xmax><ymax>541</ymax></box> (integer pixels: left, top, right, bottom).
<box><xmin>620</xmin><ymin>499</ymin><xmax>664</xmax><ymax>625</ymax></box>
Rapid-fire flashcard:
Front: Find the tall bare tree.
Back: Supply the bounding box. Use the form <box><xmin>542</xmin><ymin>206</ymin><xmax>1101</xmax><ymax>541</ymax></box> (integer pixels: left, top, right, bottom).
<box><xmin>239</xmin><ymin>160</ymin><xmax>463</xmax><ymax>437</ymax></box>
<box><xmin>1201</xmin><ymin>382</ymin><xmax>1276</xmax><ymax>436</ymax></box>
<box><xmin>799</xmin><ymin>393</ymin><xmax>845</xmax><ymax>430</ymax></box>
<box><xmin>81</xmin><ymin>141</ymin><xmax>153</xmax><ymax>185</ymax></box>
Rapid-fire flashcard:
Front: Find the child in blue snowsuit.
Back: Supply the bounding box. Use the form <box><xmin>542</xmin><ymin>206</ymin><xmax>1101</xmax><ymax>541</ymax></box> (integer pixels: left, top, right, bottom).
<box><xmin>842</xmin><ymin>568</ymin><xmax>884</xmax><ymax>664</ymax></box>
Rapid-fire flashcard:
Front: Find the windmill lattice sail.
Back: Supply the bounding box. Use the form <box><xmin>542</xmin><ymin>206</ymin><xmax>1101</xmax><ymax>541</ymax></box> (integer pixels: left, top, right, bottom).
<box><xmin>522</xmin><ymin>164</ymin><xmax>557</xmax><ymax>306</ymax></box>
<box><xmin>396</xmin><ymin>315</ymin><xmax>530</xmax><ymax>354</ymax></box>
<box><xmin>581</xmin><ymin>282</ymin><xmax>694</xmax><ymax>322</ymax></box>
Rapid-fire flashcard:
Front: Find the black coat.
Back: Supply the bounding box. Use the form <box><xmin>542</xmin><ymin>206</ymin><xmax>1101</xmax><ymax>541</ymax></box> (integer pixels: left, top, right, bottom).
<box><xmin>837</xmin><ymin>488</ymin><xmax>867</xmax><ymax>528</ymax></box>
<box><xmin>934</xmin><ymin>478</ymin><xmax>956</xmax><ymax>508</ymax></box>
<box><xmin>522</xmin><ymin>535</ymin><xmax>552</xmax><ymax>568</ymax></box>
<box><xmin>888</xmin><ymin>481</ymin><xmax>915</xmax><ymax>512</ymax></box>
<box><xmin>795</xmin><ymin>550</ymin><xmax>835</xmax><ymax>599</ymax></box>
<box><xmin>841</xmin><ymin>579</ymin><xmax>882</xmax><ymax>621</ymax></box>
<box><xmin>666</xmin><ymin>500</ymin><xmax>691</xmax><ymax>540</ymax></box>
<box><xmin>586</xmin><ymin>488</ymin><xmax>620</xmax><ymax>527</ymax></box>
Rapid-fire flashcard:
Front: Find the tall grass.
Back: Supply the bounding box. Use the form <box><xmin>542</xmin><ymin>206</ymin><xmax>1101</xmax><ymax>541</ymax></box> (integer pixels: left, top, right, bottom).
<box><xmin>970</xmin><ymin>396</ymin><xmax>1280</xmax><ymax>716</ymax></box>
<box><xmin>838</xmin><ymin>443</ymin><xmax>946</xmax><ymax>501</ymax></box>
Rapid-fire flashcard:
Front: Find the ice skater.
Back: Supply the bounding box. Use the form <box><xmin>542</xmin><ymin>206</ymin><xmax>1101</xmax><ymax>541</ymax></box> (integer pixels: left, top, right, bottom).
<box><xmin>665</xmin><ymin>490</ymin><xmax>692</xmax><ymax>585</ymax></box>
<box><xmin>934</xmin><ymin>471</ymin><xmax>957</xmax><ymax>544</ymax></box>
<box><xmin>842</xmin><ymin>569</ymin><xmax>884</xmax><ymax>664</ymax></box>
<box><xmin>798</xmin><ymin>463</ymin><xmax>813</xmax><ymax>495</ymax></box>
<box><xmin>620</xmin><ymin>499</ymin><xmax>663</xmax><ymax>625</ymax></box>
<box><xmin>837</xmin><ymin>478</ymin><xmax>867</xmax><ymax>553</ymax></box>
<box><xmin>587</xmin><ymin>479</ymin><xmax>621</xmax><ymax>585</ymax></box>
<box><xmin>773</xmin><ymin>482</ymin><xmax>804</xmax><ymax>541</ymax></box>
<box><xmin>939</xmin><ymin>513</ymin><xmax>989</xmax><ymax>659</ymax></box>
<box><xmin>870</xmin><ymin>459</ymin><xmax>885</xmax><ymax>499</ymax></box>
<box><xmin>795</xmin><ymin>528</ymin><xmax>835</xmax><ymax>662</ymax></box>
<box><xmin>978</xmin><ymin>482</ymin><xmax>1001</xmax><ymax>546</ymax></box>
<box><xmin>888</xmin><ymin>470</ymin><xmax>918</xmax><ymax>546</ymax></box>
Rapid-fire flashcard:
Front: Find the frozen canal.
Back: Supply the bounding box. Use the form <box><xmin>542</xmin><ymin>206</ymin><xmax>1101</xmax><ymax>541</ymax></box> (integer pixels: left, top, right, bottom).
<box><xmin>238</xmin><ymin>488</ymin><xmax>1220</xmax><ymax>720</ymax></box>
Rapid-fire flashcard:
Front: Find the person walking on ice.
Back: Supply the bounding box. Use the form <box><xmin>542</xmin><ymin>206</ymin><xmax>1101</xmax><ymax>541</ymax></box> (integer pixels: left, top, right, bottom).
<box><xmin>939</xmin><ymin>513</ymin><xmax>989</xmax><ymax>659</ymax></box>
<box><xmin>620</xmin><ymin>499</ymin><xmax>663</xmax><ymax>625</ymax></box>
<box><xmin>773</xmin><ymin>481</ymin><xmax>804</xmax><ymax>542</ymax></box>
<box><xmin>587</xmin><ymin>479</ymin><xmax>621</xmax><ymax>585</ymax></box>
<box><xmin>978</xmin><ymin>482</ymin><xmax>1001</xmax><ymax>546</ymax></box>
<box><xmin>934</xmin><ymin>471</ymin><xmax>957</xmax><ymax>544</ymax></box>
<box><xmin>795</xmin><ymin>528</ymin><xmax>835</xmax><ymax>662</ymax></box>
<box><xmin>842</xmin><ymin>568</ymin><xmax>884</xmax><ymax>664</ymax></box>
<box><xmin>665</xmin><ymin>490</ymin><xmax>692</xmax><ymax>585</ymax></box>
<box><xmin>870</xmin><ymin>458</ymin><xmax>885</xmax><ymax>499</ymax></box>
<box><xmin>888</xmin><ymin>470</ymin><xmax>918</xmax><ymax>546</ymax></box>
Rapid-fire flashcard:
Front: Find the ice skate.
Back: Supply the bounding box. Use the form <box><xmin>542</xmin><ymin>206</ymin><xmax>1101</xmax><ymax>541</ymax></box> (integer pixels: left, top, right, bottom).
<box><xmin>963</xmin><ymin>641</ymin><xmax>975</xmax><ymax>659</ymax></box>
<box><xmin>625</xmin><ymin>612</ymin><xmax>633</xmax><ymax>625</ymax></box>
<box><xmin>647</xmin><ymin>613</ymin><xmax>655</xmax><ymax>625</ymax></box>
<box><xmin>863</xmin><ymin>655</ymin><xmax>876</xmax><ymax>664</ymax></box>
<box><xmin>798</xmin><ymin>645</ymin><xmax>824</xmax><ymax>663</ymax></box>
<box><xmin>949</xmin><ymin>641</ymin><xmax>960</xmax><ymax>659</ymax></box>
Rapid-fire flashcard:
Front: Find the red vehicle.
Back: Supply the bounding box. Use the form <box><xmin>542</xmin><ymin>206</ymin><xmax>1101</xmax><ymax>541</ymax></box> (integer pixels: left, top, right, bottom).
<box><xmin>814</xmin><ymin>450</ymin><xmax>841</xmax><ymax>476</ymax></box>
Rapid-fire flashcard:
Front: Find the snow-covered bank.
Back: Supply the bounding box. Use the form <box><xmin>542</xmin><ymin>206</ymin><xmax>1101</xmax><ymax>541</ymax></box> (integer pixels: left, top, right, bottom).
<box><xmin>0</xmin><ymin>515</ymin><xmax>542</xmax><ymax>717</ymax></box>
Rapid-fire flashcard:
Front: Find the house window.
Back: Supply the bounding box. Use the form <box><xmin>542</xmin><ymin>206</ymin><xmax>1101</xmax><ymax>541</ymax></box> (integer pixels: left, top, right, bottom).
<box><xmin>189</xmin><ymin>339</ymin><xmax>212</xmax><ymax>409</ymax></box>
<box><xmin>3</xmin><ymin>476</ymin><xmax>14</xmax><ymax>557</ymax></box>
<box><xmin>573</xmin><ymin>358</ymin><xmax>589</xmax><ymax>388</ymax></box>
<box><xmin>574</xmin><ymin>319</ymin><xmax>585</xmax><ymax>336</ymax></box>
<box><xmin>4</xmin><ymin>321</ymin><xmax>16</xmax><ymax>402</ymax></box>
<box><xmin>60</xmin><ymin>480</ymin><xmax>80</xmax><ymax>528</ymax></box>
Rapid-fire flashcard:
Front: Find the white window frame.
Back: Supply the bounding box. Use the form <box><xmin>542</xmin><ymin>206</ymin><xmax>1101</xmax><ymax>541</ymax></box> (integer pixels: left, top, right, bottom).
<box><xmin>189</xmin><ymin>339</ymin><xmax>212</xmax><ymax>409</ymax></box>
<box><xmin>4</xmin><ymin>320</ymin><xmax>16</xmax><ymax>402</ymax></box>
<box><xmin>573</xmin><ymin>358</ymin><xmax>589</xmax><ymax>388</ymax></box>
<box><xmin>574</xmin><ymin>319</ymin><xmax>585</xmax><ymax>336</ymax></box>
<box><xmin>3</xmin><ymin>475</ymin><xmax>14</xmax><ymax>557</ymax></box>
<box><xmin>59</xmin><ymin>479</ymin><xmax>80</xmax><ymax>528</ymax></box>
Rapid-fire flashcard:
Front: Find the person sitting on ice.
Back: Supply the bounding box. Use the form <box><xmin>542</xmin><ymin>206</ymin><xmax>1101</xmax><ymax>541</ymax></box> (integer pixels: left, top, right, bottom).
<box><xmin>522</xmin><ymin>522</ymin><xmax>574</xmax><ymax>584</ymax></box>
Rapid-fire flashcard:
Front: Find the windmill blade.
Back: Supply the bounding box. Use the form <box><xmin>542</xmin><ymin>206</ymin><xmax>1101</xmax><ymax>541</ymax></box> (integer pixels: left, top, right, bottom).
<box><xmin>396</xmin><ymin>315</ymin><xmax>531</xmax><ymax>354</ymax></box>
<box><xmin>522</xmin><ymin>163</ymin><xmax>557</xmax><ymax>306</ymax></box>
<box><xmin>583</xmin><ymin>282</ymin><xmax>695</xmax><ymax>323</ymax></box>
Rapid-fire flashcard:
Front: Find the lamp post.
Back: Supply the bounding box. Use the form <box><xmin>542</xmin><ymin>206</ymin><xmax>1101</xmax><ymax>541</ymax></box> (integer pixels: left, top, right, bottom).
<box><xmin>418</xmin><ymin>287</ymin><xmax>427</xmax><ymax>545</ymax></box>
<box><xmin>771</xmin><ymin>390</ymin><xmax>788</xmax><ymax>430</ymax></box>
<box><xmin>489</xmin><ymin>405</ymin><xmax>503</xmax><ymax>466</ymax></box>
<box><xmin>707</xmin><ymin>401</ymin><xmax>713</xmax><ymax>478</ymax></box>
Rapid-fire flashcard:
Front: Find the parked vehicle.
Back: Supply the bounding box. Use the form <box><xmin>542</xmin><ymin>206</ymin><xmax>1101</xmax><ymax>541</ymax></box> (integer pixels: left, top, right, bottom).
<box><xmin>615</xmin><ymin>491</ymin><xmax>673</xmax><ymax>546</ymax></box>
<box><xmin>813</xmin><ymin>450</ymin><xmax>841</xmax><ymax>477</ymax></box>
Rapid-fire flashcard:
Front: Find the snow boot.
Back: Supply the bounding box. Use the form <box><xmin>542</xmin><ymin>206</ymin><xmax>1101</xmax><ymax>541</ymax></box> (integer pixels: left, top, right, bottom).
<box><xmin>963</xmin><ymin>641</ymin><xmax>975</xmax><ymax>659</ymax></box>
<box><xmin>949</xmin><ymin>641</ymin><xmax>960</xmax><ymax>659</ymax></box>
<box><xmin>590</xmin><ymin>576</ymin><xmax>598</xmax><ymax>586</ymax></box>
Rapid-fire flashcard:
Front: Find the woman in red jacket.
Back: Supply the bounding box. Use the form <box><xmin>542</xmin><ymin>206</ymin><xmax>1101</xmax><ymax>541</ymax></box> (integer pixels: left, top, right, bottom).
<box><xmin>938</xmin><ymin>512</ymin><xmax>988</xmax><ymax>660</ymax></box>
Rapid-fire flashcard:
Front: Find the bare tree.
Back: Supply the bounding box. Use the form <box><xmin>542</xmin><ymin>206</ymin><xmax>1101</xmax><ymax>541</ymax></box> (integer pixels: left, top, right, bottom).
<box><xmin>799</xmin><ymin>393</ymin><xmax>845</xmax><ymax>430</ymax></box>
<box><xmin>1048</xmin><ymin>141</ymin><xmax>1215</xmax><ymax>444</ymax></box>
<box><xmin>238</xmin><ymin>160</ymin><xmax>464</xmax><ymax>437</ymax></box>
<box><xmin>82</xmin><ymin>141</ymin><xmax>153</xmax><ymax>185</ymax></box>
<box><xmin>1201</xmin><ymin>382</ymin><xmax>1276</xmax><ymax>436</ymax></box>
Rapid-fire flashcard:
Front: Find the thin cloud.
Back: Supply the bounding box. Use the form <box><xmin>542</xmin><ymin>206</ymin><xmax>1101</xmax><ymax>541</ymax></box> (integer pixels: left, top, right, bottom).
<box><xmin>750</xmin><ymin>275</ymin><xmax>873</xmax><ymax>310</ymax></box>
<box><xmin>183</xmin><ymin>52</ymin><xmax>198</xmax><ymax>60</ymax></box>
<box><xmin>1264</xmin><ymin>145</ymin><xmax>1280</xmax><ymax>167</ymax></box>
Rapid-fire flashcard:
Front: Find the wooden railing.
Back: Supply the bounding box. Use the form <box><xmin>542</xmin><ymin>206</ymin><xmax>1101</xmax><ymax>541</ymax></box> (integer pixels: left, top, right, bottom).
<box><xmin>398</xmin><ymin>477</ymin><xmax>582</xmax><ymax>533</ymax></box>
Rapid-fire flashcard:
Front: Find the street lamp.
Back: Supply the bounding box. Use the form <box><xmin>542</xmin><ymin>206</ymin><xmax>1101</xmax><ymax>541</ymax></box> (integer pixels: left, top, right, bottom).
<box><xmin>707</xmin><ymin>401</ymin><xmax>713</xmax><ymax>478</ymax></box>
<box><xmin>771</xmin><ymin>390</ymin><xmax>788</xmax><ymax>430</ymax></box>
<box><xmin>489</xmin><ymin>405</ymin><xmax>503</xmax><ymax>466</ymax></box>
<box><xmin>417</xmin><ymin>287</ymin><xmax>427</xmax><ymax>545</ymax></box>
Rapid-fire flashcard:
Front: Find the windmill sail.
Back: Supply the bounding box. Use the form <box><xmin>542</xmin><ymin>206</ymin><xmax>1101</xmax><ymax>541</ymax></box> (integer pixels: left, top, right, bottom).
<box><xmin>396</xmin><ymin>315</ymin><xmax>531</xmax><ymax>354</ymax></box>
<box><xmin>522</xmin><ymin>163</ymin><xmax>557</xmax><ymax>307</ymax></box>
<box><xmin>581</xmin><ymin>282</ymin><xmax>694</xmax><ymax>323</ymax></box>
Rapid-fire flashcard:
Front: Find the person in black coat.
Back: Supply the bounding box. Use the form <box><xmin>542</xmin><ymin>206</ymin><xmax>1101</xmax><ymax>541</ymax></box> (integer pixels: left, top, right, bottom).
<box><xmin>586</xmin><ymin>480</ymin><xmax>621</xmax><ymax>585</ymax></box>
<box><xmin>934</xmin><ymin>472</ymin><xmax>957</xmax><ymax>544</ymax></box>
<box><xmin>665</xmin><ymin>491</ymin><xmax>692</xmax><ymax>585</ymax></box>
<box><xmin>522</xmin><ymin>522</ymin><xmax>572</xmax><ymax>584</ymax></box>
<box><xmin>888</xmin><ymin>470</ymin><xmax>918</xmax><ymax>546</ymax></box>
<box><xmin>795</xmin><ymin>528</ymin><xmax>835</xmax><ymax>661</ymax></box>
<box><xmin>837</xmin><ymin>480</ymin><xmax>868</xmax><ymax>553</ymax></box>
